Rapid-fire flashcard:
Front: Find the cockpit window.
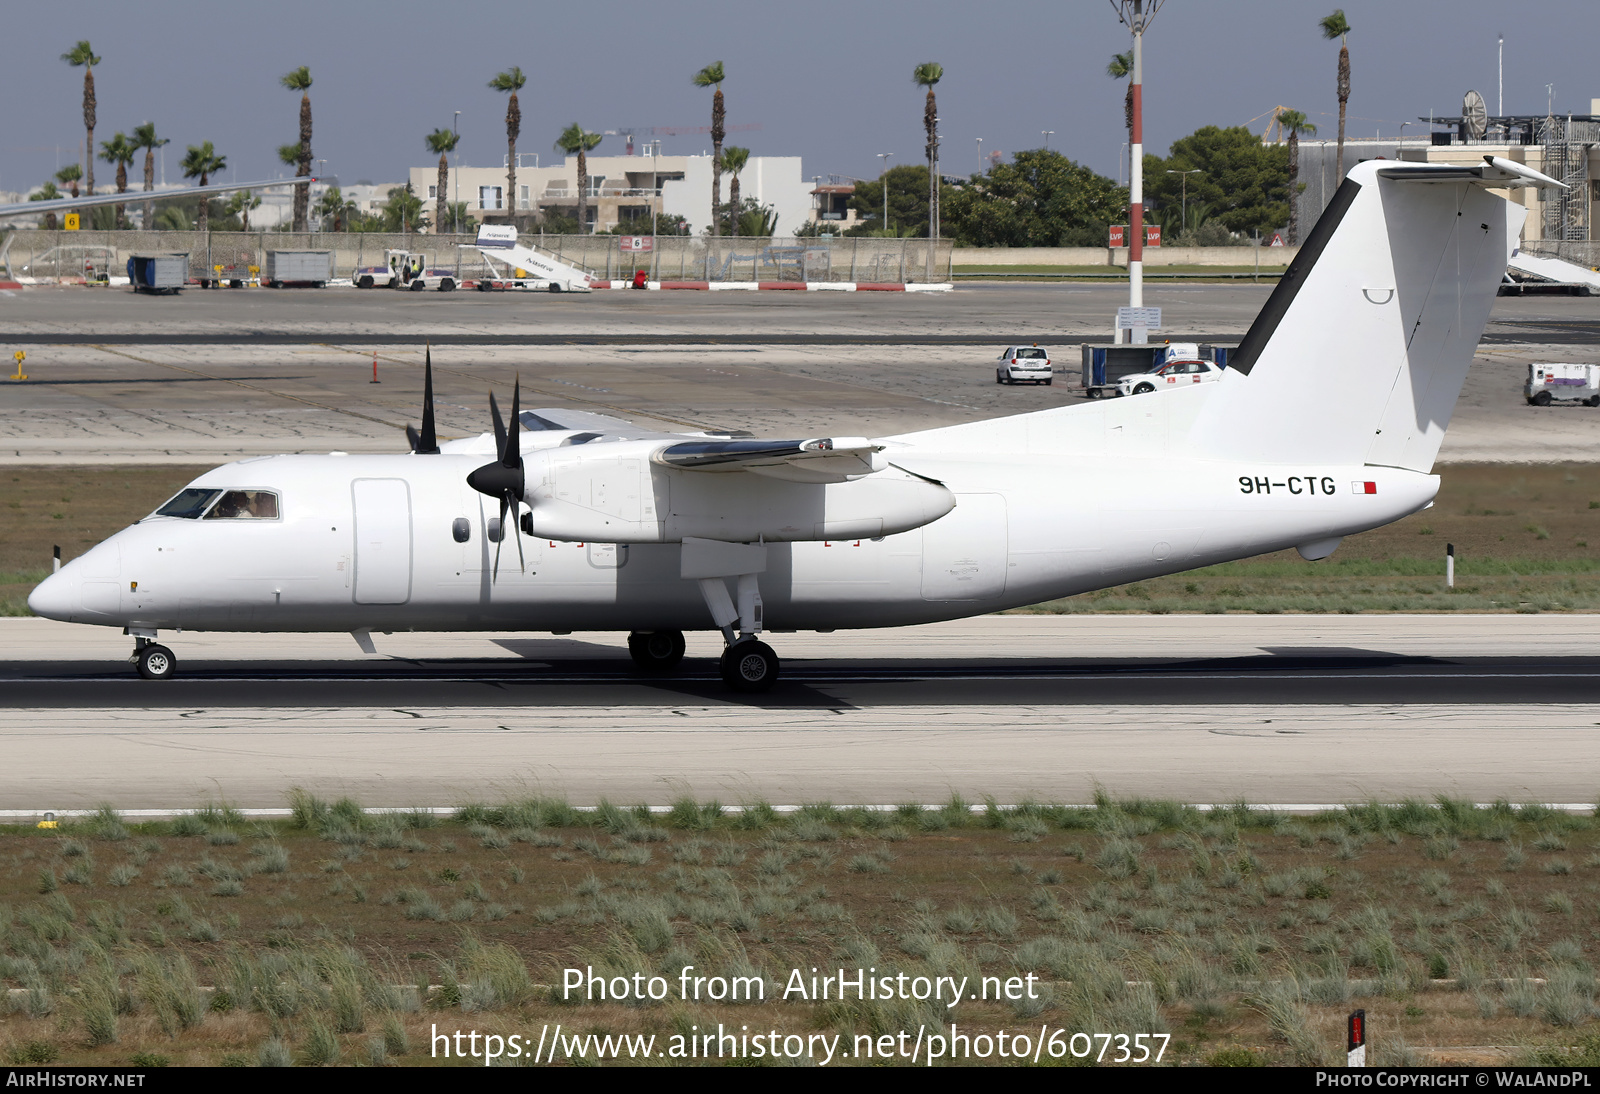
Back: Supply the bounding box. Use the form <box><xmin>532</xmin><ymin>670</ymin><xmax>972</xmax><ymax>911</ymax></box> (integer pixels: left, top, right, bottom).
<box><xmin>203</xmin><ymin>490</ymin><xmax>280</xmax><ymax>520</ymax></box>
<box><xmin>155</xmin><ymin>488</ymin><xmax>222</xmax><ymax>519</ymax></box>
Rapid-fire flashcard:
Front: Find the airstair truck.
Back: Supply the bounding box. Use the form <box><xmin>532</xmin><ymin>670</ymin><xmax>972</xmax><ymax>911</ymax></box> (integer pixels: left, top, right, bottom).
<box><xmin>473</xmin><ymin>225</ymin><xmax>594</xmax><ymax>293</ymax></box>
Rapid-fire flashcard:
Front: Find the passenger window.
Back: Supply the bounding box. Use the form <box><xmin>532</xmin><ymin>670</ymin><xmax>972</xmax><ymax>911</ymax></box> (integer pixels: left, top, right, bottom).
<box><xmin>452</xmin><ymin>517</ymin><xmax>471</xmax><ymax>543</ymax></box>
<box><xmin>156</xmin><ymin>488</ymin><xmax>221</xmax><ymax>519</ymax></box>
<box><xmin>203</xmin><ymin>490</ymin><xmax>280</xmax><ymax>520</ymax></box>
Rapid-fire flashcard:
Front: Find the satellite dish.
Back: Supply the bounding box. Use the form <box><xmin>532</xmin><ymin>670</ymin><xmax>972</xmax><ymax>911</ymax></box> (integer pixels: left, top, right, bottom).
<box><xmin>1463</xmin><ymin>89</ymin><xmax>1488</xmax><ymax>139</ymax></box>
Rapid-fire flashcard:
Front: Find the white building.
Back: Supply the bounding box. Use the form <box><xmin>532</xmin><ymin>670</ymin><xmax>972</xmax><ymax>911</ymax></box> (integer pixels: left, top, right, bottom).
<box><xmin>408</xmin><ymin>151</ymin><xmax>813</xmax><ymax>235</ymax></box>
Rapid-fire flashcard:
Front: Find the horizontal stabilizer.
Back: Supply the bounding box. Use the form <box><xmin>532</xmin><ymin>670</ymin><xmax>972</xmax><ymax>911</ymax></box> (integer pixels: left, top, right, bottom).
<box><xmin>1376</xmin><ymin>155</ymin><xmax>1563</xmax><ymax>190</ymax></box>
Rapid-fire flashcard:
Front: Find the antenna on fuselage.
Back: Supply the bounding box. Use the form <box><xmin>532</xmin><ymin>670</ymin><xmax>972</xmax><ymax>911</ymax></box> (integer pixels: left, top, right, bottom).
<box><xmin>406</xmin><ymin>344</ymin><xmax>441</xmax><ymax>455</ymax></box>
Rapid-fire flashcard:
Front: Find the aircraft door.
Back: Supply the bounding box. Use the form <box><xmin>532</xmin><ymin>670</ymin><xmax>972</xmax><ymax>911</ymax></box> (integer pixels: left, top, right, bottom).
<box><xmin>352</xmin><ymin>479</ymin><xmax>413</xmax><ymax>604</ymax></box>
<box><xmin>920</xmin><ymin>493</ymin><xmax>1008</xmax><ymax>601</ymax></box>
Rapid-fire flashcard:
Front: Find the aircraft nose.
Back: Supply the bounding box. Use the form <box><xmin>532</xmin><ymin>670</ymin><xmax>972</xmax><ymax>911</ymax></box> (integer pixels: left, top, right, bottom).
<box><xmin>27</xmin><ymin>569</ymin><xmax>79</xmax><ymax>621</ymax></box>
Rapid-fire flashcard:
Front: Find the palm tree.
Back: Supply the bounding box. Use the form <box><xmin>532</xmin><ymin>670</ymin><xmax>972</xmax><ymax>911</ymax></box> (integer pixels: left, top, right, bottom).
<box><xmin>1319</xmin><ymin>10</ymin><xmax>1352</xmax><ymax>179</ymax></box>
<box><xmin>130</xmin><ymin>123</ymin><xmax>168</xmax><ymax>230</ymax></box>
<box><xmin>280</xmin><ymin>66</ymin><xmax>313</xmax><ymax>231</ymax></box>
<box><xmin>225</xmin><ymin>190</ymin><xmax>262</xmax><ymax>232</ymax></box>
<box><xmin>425</xmin><ymin>128</ymin><xmax>461</xmax><ymax>235</ymax></box>
<box><xmin>721</xmin><ymin>146</ymin><xmax>749</xmax><ymax>237</ymax></box>
<box><xmin>98</xmin><ymin>133</ymin><xmax>136</xmax><ymax>228</ymax></box>
<box><xmin>692</xmin><ymin>62</ymin><xmax>726</xmax><ymax>236</ymax></box>
<box><xmin>61</xmin><ymin>42</ymin><xmax>101</xmax><ymax>198</ymax></box>
<box><xmin>30</xmin><ymin>182</ymin><xmax>62</xmax><ymax>229</ymax></box>
<box><xmin>1107</xmin><ymin>50</ymin><xmax>1134</xmax><ymax>162</ymax></box>
<box><xmin>1275</xmin><ymin>109</ymin><xmax>1317</xmax><ymax>245</ymax></box>
<box><xmin>554</xmin><ymin>124</ymin><xmax>603</xmax><ymax>234</ymax></box>
<box><xmin>180</xmin><ymin>142</ymin><xmax>226</xmax><ymax>233</ymax></box>
<box><xmin>489</xmin><ymin>67</ymin><xmax>526</xmax><ymax>223</ymax></box>
<box><xmin>913</xmin><ymin>63</ymin><xmax>943</xmax><ymax>240</ymax></box>
<box><xmin>313</xmin><ymin>186</ymin><xmax>358</xmax><ymax>232</ymax></box>
<box><xmin>55</xmin><ymin>164</ymin><xmax>81</xmax><ymax>200</ymax></box>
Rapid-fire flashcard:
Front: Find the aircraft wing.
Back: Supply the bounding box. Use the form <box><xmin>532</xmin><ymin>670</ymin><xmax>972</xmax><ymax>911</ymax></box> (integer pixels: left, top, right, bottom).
<box><xmin>0</xmin><ymin>176</ymin><xmax>315</xmax><ymax>220</ymax></box>
<box><xmin>655</xmin><ymin>436</ymin><xmax>884</xmax><ymax>483</ymax></box>
<box><xmin>518</xmin><ymin>407</ymin><xmax>684</xmax><ymax>440</ymax></box>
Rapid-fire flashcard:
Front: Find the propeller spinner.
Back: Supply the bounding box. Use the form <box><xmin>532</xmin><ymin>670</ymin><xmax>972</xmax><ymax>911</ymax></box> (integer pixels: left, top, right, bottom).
<box><xmin>466</xmin><ymin>378</ymin><xmax>526</xmax><ymax>579</ymax></box>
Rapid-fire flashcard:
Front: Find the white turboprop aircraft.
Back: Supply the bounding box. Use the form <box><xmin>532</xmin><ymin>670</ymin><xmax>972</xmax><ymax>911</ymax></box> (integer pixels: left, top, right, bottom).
<box><xmin>27</xmin><ymin>157</ymin><xmax>1558</xmax><ymax>691</ymax></box>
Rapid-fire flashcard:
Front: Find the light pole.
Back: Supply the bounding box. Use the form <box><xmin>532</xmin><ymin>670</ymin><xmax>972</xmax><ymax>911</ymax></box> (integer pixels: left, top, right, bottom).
<box><xmin>1113</xmin><ymin>0</ymin><xmax>1164</xmax><ymax>335</ymax></box>
<box><xmin>1041</xmin><ymin>130</ymin><xmax>1055</xmax><ymax>150</ymax></box>
<box><xmin>975</xmin><ymin>137</ymin><xmax>983</xmax><ymax>173</ymax></box>
<box><xmin>811</xmin><ymin>174</ymin><xmax>821</xmax><ymax>231</ymax></box>
<box><xmin>452</xmin><ymin>111</ymin><xmax>461</xmax><ymax>235</ymax></box>
<box><xmin>877</xmin><ymin>153</ymin><xmax>894</xmax><ymax>233</ymax></box>
<box><xmin>1165</xmin><ymin>168</ymin><xmax>1201</xmax><ymax>234</ymax></box>
<box><xmin>315</xmin><ymin>159</ymin><xmax>327</xmax><ymax>231</ymax></box>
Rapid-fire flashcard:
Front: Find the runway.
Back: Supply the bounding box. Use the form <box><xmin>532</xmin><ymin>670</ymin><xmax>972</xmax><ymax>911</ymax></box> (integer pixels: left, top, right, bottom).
<box><xmin>3</xmin><ymin>616</ymin><xmax>1596</xmax><ymax>809</ymax></box>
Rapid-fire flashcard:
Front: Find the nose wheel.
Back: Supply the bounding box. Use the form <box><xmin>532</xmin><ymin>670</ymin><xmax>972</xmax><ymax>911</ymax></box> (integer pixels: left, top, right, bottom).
<box><xmin>132</xmin><ymin>640</ymin><xmax>177</xmax><ymax>680</ymax></box>
<box><xmin>720</xmin><ymin>640</ymin><xmax>779</xmax><ymax>693</ymax></box>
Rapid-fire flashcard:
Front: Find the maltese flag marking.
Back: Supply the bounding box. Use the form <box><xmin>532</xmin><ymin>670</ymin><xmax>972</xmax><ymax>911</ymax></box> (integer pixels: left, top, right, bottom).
<box><xmin>1351</xmin><ymin>481</ymin><xmax>1378</xmax><ymax>495</ymax></box>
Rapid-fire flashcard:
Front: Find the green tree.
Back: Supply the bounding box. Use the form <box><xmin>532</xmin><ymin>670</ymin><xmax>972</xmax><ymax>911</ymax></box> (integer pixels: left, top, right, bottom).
<box><xmin>179</xmin><ymin>142</ymin><xmax>226</xmax><ymax>232</ymax></box>
<box><xmin>692</xmin><ymin>62</ymin><xmax>726</xmax><ymax>236</ymax></box>
<box><xmin>62</xmin><ymin>42</ymin><xmax>101</xmax><ymax>198</ymax></box>
<box><xmin>98</xmin><ymin>132</ymin><xmax>136</xmax><ymax>228</ymax></box>
<box><xmin>489</xmin><ymin>67</ymin><xmax>526</xmax><ymax>223</ymax></box>
<box><xmin>1274</xmin><ymin>110</ymin><xmax>1316</xmax><ymax>244</ymax></box>
<box><xmin>913</xmin><ymin>62</ymin><xmax>944</xmax><ymax>240</ymax></box>
<box><xmin>1319</xmin><ymin>10</ymin><xmax>1352</xmax><ymax>179</ymax></box>
<box><xmin>55</xmin><ymin>164</ymin><xmax>81</xmax><ymax>199</ymax></box>
<box><xmin>554</xmin><ymin>123</ymin><xmax>603</xmax><ymax>234</ymax></box>
<box><xmin>720</xmin><ymin>146</ymin><xmax>749</xmax><ymax>237</ymax></box>
<box><xmin>1142</xmin><ymin>125</ymin><xmax>1289</xmax><ymax>238</ymax></box>
<box><xmin>129</xmin><ymin>123</ymin><xmax>168</xmax><ymax>230</ymax></box>
<box><xmin>381</xmin><ymin>183</ymin><xmax>426</xmax><ymax>234</ymax></box>
<box><xmin>942</xmin><ymin>150</ymin><xmax>1127</xmax><ymax>247</ymax></box>
<box><xmin>847</xmin><ymin>164</ymin><xmax>945</xmax><ymax>238</ymax></box>
<box><xmin>424</xmin><ymin>128</ymin><xmax>461</xmax><ymax>235</ymax></box>
<box><xmin>29</xmin><ymin>182</ymin><xmax>61</xmax><ymax>229</ymax></box>
<box><xmin>280</xmin><ymin>66</ymin><xmax>313</xmax><ymax>231</ymax></box>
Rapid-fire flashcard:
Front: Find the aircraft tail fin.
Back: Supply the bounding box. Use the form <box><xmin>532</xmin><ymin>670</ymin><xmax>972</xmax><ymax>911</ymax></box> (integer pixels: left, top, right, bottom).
<box><xmin>1191</xmin><ymin>156</ymin><xmax>1553</xmax><ymax>471</ymax></box>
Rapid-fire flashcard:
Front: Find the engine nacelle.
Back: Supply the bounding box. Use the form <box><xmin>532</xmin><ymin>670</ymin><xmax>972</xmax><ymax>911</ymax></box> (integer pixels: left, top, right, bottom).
<box><xmin>521</xmin><ymin>448</ymin><xmax>955</xmax><ymax>543</ymax></box>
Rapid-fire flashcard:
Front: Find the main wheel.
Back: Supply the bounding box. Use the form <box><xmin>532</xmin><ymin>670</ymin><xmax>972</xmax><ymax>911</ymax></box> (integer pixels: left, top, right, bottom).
<box><xmin>719</xmin><ymin>640</ymin><xmax>779</xmax><ymax>693</ymax></box>
<box><xmin>1533</xmin><ymin>391</ymin><xmax>1553</xmax><ymax>407</ymax></box>
<box><xmin>357</xmin><ymin>275</ymin><xmax>374</xmax><ymax>289</ymax></box>
<box><xmin>548</xmin><ymin>283</ymin><xmax>563</xmax><ymax>293</ymax></box>
<box><xmin>439</xmin><ymin>278</ymin><xmax>456</xmax><ymax>292</ymax></box>
<box><xmin>627</xmin><ymin>630</ymin><xmax>686</xmax><ymax>673</ymax></box>
<box><xmin>1134</xmin><ymin>382</ymin><xmax>1156</xmax><ymax>395</ymax></box>
<box><xmin>135</xmin><ymin>644</ymin><xmax>176</xmax><ymax>681</ymax></box>
<box><xmin>409</xmin><ymin>279</ymin><xmax>426</xmax><ymax>292</ymax></box>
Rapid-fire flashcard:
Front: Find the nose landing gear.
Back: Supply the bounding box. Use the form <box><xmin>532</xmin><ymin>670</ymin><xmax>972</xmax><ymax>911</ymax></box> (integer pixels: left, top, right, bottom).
<box><xmin>130</xmin><ymin>635</ymin><xmax>177</xmax><ymax>680</ymax></box>
<box><xmin>720</xmin><ymin>639</ymin><xmax>779</xmax><ymax>692</ymax></box>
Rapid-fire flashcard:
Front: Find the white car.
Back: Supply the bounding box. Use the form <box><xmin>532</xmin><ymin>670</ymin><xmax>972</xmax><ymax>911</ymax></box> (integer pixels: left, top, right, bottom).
<box><xmin>996</xmin><ymin>346</ymin><xmax>1053</xmax><ymax>385</ymax></box>
<box><xmin>1118</xmin><ymin>357</ymin><xmax>1224</xmax><ymax>396</ymax></box>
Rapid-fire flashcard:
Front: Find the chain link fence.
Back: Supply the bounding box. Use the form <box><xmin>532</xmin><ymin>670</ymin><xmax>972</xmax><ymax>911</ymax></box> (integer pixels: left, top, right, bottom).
<box><xmin>1</xmin><ymin>230</ymin><xmax>954</xmax><ymax>284</ymax></box>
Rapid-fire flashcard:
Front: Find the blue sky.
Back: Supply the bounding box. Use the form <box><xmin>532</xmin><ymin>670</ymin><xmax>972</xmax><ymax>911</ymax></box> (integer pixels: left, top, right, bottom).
<box><xmin>2</xmin><ymin>0</ymin><xmax>1595</xmax><ymax>195</ymax></box>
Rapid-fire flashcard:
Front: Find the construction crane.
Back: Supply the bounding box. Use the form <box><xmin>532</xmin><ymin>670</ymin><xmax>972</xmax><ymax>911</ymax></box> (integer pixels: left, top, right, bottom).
<box><xmin>1248</xmin><ymin>105</ymin><xmax>1296</xmax><ymax>141</ymax></box>
<box><xmin>601</xmin><ymin>123</ymin><xmax>762</xmax><ymax>155</ymax></box>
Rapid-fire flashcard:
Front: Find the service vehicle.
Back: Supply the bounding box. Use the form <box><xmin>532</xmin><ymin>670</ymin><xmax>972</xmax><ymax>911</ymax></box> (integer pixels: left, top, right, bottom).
<box><xmin>1525</xmin><ymin>362</ymin><xmax>1600</xmax><ymax>407</ymax></box>
<box><xmin>1116</xmin><ymin>344</ymin><xmax>1225</xmax><ymax>396</ymax></box>
<box><xmin>354</xmin><ymin>250</ymin><xmax>457</xmax><ymax>291</ymax></box>
<box><xmin>995</xmin><ymin>346</ymin><xmax>1054</xmax><ymax>385</ymax></box>
<box><xmin>28</xmin><ymin>157</ymin><xmax>1560</xmax><ymax>692</ymax></box>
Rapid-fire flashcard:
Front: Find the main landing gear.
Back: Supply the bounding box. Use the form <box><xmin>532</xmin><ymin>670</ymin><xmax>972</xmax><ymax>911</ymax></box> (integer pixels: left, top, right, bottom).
<box><xmin>130</xmin><ymin>633</ymin><xmax>177</xmax><ymax>680</ymax></box>
<box><xmin>685</xmin><ymin>540</ymin><xmax>781</xmax><ymax>693</ymax></box>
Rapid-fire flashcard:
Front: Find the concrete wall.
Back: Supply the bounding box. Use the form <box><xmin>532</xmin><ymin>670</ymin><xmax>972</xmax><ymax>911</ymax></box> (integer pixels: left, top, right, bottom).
<box><xmin>951</xmin><ymin>246</ymin><xmax>1298</xmax><ymax>267</ymax></box>
<box><xmin>661</xmin><ymin>156</ymin><xmax>812</xmax><ymax>237</ymax></box>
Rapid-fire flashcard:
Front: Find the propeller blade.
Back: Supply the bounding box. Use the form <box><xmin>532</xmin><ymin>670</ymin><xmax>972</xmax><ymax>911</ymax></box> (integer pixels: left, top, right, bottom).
<box><xmin>510</xmin><ymin>494</ymin><xmax>526</xmax><ymax>573</ymax></box>
<box><xmin>489</xmin><ymin>391</ymin><xmax>507</xmax><ymax>458</ymax></box>
<box><xmin>417</xmin><ymin>345</ymin><xmax>439</xmax><ymax>453</ymax></box>
<box><xmin>405</xmin><ymin>423</ymin><xmax>422</xmax><ymax>453</ymax></box>
<box><xmin>503</xmin><ymin>376</ymin><xmax>521</xmax><ymax>470</ymax></box>
<box><xmin>493</xmin><ymin>495</ymin><xmax>507</xmax><ymax>581</ymax></box>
